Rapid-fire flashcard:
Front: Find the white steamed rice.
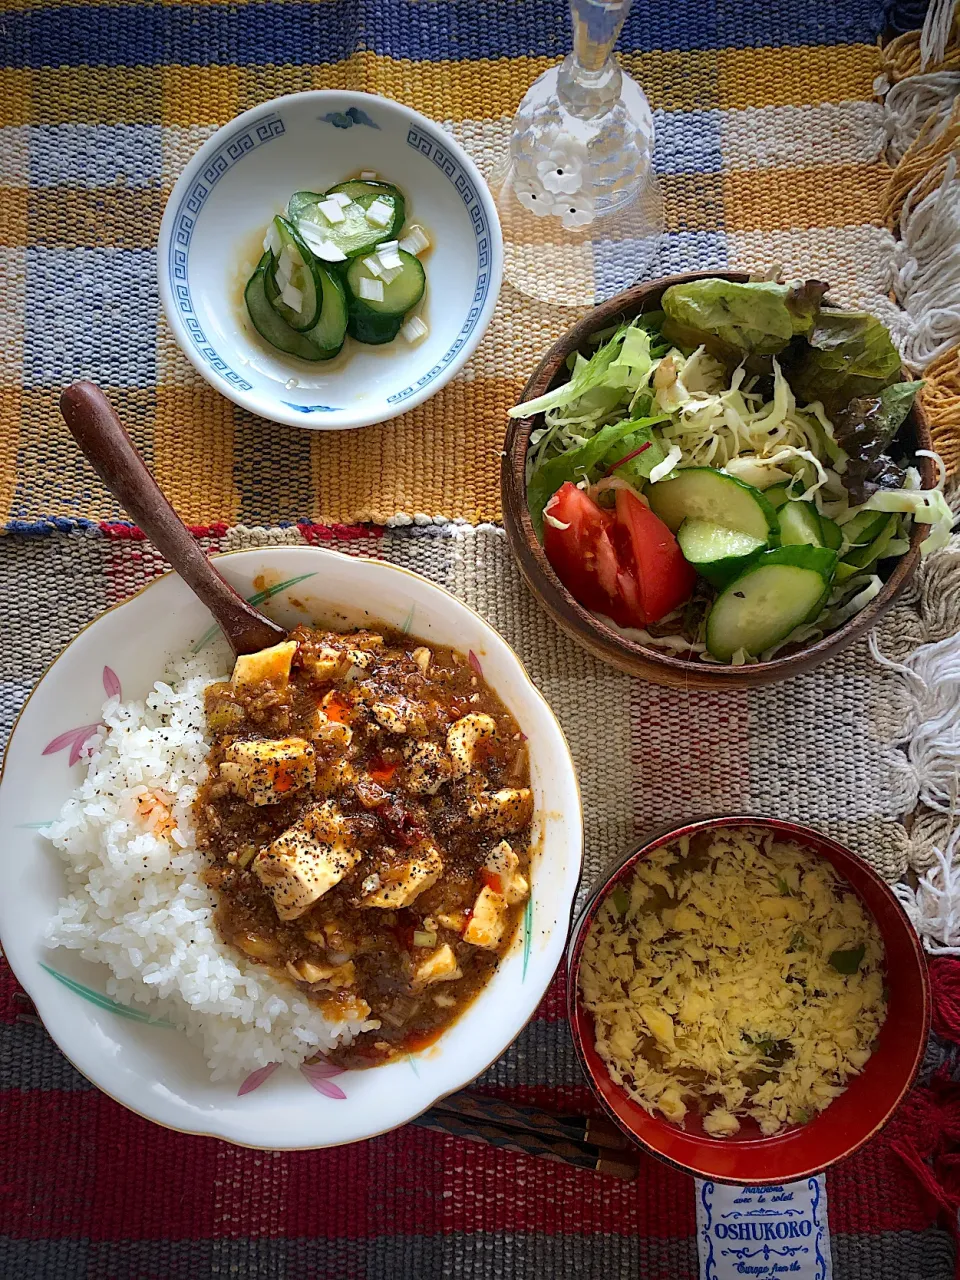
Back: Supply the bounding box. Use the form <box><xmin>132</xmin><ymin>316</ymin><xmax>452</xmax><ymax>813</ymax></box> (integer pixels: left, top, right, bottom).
<box><xmin>45</xmin><ymin>650</ymin><xmax>376</xmax><ymax>1080</ymax></box>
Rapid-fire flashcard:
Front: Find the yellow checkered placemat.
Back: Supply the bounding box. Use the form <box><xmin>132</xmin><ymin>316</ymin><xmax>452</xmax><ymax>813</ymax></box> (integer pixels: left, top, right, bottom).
<box><xmin>3</xmin><ymin>0</ymin><xmax>938</xmax><ymax>529</ymax></box>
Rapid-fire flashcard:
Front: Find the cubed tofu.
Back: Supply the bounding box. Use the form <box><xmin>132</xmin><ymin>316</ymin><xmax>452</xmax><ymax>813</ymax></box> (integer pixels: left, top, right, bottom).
<box><xmin>312</xmin><ymin>711</ymin><xmax>353</xmax><ymax>750</ymax></box>
<box><xmin>359</xmin><ymin>841</ymin><xmax>443</xmax><ymax>908</ymax></box>
<box><xmin>484</xmin><ymin>840</ymin><xmax>529</xmax><ymax>905</ymax></box>
<box><xmin>346</xmin><ymin>648</ymin><xmax>376</xmax><ymax>670</ymax></box>
<box><xmin>468</xmin><ymin>787</ymin><xmax>533</xmax><ymax>835</ymax></box>
<box><xmin>371</xmin><ymin>698</ymin><xmax>428</xmax><ymax>736</ymax></box>
<box><xmin>231</xmin><ymin>640</ymin><xmax>298</xmax><ymax>691</ymax></box>
<box><xmin>435</xmin><ymin>910</ymin><xmax>468</xmax><ymax>933</ymax></box>
<box><xmin>254</xmin><ymin>803</ymin><xmax>361</xmax><ymax>920</ymax></box>
<box><xmin>411</xmin><ymin>646</ymin><xmax>431</xmax><ymax>673</ymax></box>
<box><xmin>314</xmin><ymin>758</ymin><xmax>357</xmax><ymax>796</ymax></box>
<box><xmin>446</xmin><ymin>713</ymin><xmax>497</xmax><ymax>776</ymax></box>
<box><xmin>286</xmin><ymin>959</ymin><xmax>356</xmax><ymax>988</ymax></box>
<box><xmin>221</xmin><ymin>737</ymin><xmax>315</xmax><ymax>806</ymax></box>
<box><xmin>404</xmin><ymin>741</ymin><xmax>452</xmax><ymax>794</ymax></box>
<box><xmin>301</xmin><ymin>644</ymin><xmax>346</xmax><ymax>680</ymax></box>
<box><xmin>412</xmin><ymin>944</ymin><xmax>463</xmax><ymax>988</ymax></box>
<box><xmin>463</xmin><ymin>885</ymin><xmax>508</xmax><ymax>950</ymax></box>
<box><xmin>303</xmin><ymin>799</ymin><xmax>350</xmax><ymax>842</ymax></box>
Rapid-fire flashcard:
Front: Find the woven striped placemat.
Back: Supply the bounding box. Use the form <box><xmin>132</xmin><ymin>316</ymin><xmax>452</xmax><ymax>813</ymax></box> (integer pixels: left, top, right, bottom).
<box><xmin>0</xmin><ymin>0</ymin><xmax>908</xmax><ymax>529</ymax></box>
<box><xmin>0</xmin><ymin>519</ymin><xmax>957</xmax><ymax>1280</ymax></box>
<box><xmin>2</xmin><ymin>1</ymin><xmax>960</xmax><ymax>1276</ymax></box>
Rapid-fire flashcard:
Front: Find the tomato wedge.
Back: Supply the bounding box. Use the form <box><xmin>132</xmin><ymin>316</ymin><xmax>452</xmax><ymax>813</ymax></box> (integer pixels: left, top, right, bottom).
<box><xmin>542</xmin><ymin>484</ymin><xmax>633</xmax><ymax>623</ymax></box>
<box><xmin>615</xmin><ymin>488</ymin><xmax>697</xmax><ymax>623</ymax></box>
<box><xmin>542</xmin><ymin>482</ymin><xmax>694</xmax><ymax>628</ymax></box>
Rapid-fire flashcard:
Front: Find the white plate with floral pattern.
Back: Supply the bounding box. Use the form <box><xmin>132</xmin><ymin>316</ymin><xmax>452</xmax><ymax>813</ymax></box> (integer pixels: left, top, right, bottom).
<box><xmin>0</xmin><ymin>547</ymin><xmax>582</xmax><ymax>1148</ymax></box>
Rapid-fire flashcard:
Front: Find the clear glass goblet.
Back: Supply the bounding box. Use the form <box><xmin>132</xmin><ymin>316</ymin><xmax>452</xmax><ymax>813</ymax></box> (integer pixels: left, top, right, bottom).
<box><xmin>495</xmin><ymin>0</ymin><xmax>663</xmax><ymax>308</ymax></box>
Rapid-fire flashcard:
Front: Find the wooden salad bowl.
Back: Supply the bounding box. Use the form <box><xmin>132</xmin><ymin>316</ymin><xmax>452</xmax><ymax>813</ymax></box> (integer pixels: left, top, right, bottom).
<box><xmin>501</xmin><ymin>271</ymin><xmax>935</xmax><ymax>690</ymax></box>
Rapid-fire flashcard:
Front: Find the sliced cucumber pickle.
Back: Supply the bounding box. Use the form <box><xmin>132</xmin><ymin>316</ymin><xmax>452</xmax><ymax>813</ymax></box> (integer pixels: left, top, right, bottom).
<box><xmin>295</xmin><ymin>181</ymin><xmax>406</xmax><ymax>259</ymax></box>
<box><xmin>268</xmin><ymin>217</ymin><xmax>322</xmax><ymax>331</ymax></box>
<box><xmin>245</xmin><ymin>252</ymin><xmax>331</xmax><ymax>361</ymax></box>
<box><xmin>705</xmin><ymin>545</ymin><xmax>838</xmax><ymax>661</ymax></box>
<box><xmin>304</xmin><ymin>264</ymin><xmax>348</xmax><ymax>356</ymax></box>
<box><xmin>286</xmin><ymin>191</ymin><xmax>325</xmax><ymax>224</ymax></box>
<box><xmin>347</xmin><ymin>308</ymin><xmax>404</xmax><ymax>345</ymax></box>
<box><xmin>677</xmin><ymin>518</ymin><xmax>766</xmax><ymax>588</ymax></box>
<box><xmin>345</xmin><ymin>251</ymin><xmax>425</xmax><ymax>317</ymax></box>
<box><xmin>778</xmin><ymin>500</ymin><xmax>824</xmax><ymax>549</ymax></box>
<box><xmin>647</xmin><ymin>468</ymin><xmax>780</xmax><ymax>543</ymax></box>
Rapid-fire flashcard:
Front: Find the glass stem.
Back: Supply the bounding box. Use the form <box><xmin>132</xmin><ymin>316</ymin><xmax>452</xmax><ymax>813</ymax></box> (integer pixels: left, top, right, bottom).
<box><xmin>557</xmin><ymin>0</ymin><xmax>634</xmax><ymax>118</ymax></box>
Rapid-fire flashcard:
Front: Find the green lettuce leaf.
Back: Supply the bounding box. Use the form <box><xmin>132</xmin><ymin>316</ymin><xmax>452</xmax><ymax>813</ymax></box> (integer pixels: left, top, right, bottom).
<box><xmin>527</xmin><ymin>417</ymin><xmax>665</xmax><ymax>539</ymax></box>
<box><xmin>508</xmin><ymin>319</ymin><xmax>656</xmax><ymax>422</ymax></box>
<box><xmin>660</xmin><ymin>278</ymin><xmax>827</xmax><ymax>357</ymax></box>
<box><xmin>787</xmin><ymin>308</ymin><xmax>903</xmax><ymax>409</ymax></box>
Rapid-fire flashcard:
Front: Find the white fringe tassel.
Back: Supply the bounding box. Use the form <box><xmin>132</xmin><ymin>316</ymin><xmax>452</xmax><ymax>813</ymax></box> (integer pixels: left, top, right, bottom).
<box><xmin>884</xmin><ymin>71</ymin><xmax>960</xmax><ymax>162</ymax></box>
<box><xmin>894</xmin><ymin>827</ymin><xmax>960</xmax><ymax>952</ymax></box>
<box><xmin>921</xmin><ymin>0</ymin><xmax>960</xmax><ymax>71</ymax></box>
<box><xmin>886</xmin><ymin>155</ymin><xmax>960</xmax><ymax>370</ymax></box>
<box><xmin>871</xmin><ymin>626</ymin><xmax>960</xmax><ymax>815</ymax></box>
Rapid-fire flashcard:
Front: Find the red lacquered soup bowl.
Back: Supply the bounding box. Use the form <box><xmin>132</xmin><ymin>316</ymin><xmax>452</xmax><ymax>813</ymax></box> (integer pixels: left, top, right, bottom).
<box><xmin>567</xmin><ymin>815</ymin><xmax>931</xmax><ymax>1184</ymax></box>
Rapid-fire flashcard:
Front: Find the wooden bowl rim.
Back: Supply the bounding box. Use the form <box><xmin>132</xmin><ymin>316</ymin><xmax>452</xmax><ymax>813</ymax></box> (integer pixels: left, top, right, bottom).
<box><xmin>501</xmin><ymin>271</ymin><xmax>934</xmax><ymax>688</ymax></box>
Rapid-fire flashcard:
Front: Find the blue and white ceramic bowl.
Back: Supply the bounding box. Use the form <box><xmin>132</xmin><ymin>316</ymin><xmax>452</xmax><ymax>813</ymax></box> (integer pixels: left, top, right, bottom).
<box><xmin>158</xmin><ymin>91</ymin><xmax>503</xmax><ymax>431</ymax></box>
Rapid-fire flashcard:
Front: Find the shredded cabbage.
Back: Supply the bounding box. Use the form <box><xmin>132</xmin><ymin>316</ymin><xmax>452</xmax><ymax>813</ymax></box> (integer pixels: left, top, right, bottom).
<box><xmin>518</xmin><ymin>320</ymin><xmax>663</xmax><ymax>484</ymax></box>
<box><xmin>862</xmin><ymin>483</ymin><xmax>954</xmax><ymax>555</ymax></box>
<box><xmin>648</xmin><ymin>444</ymin><xmax>682</xmax><ymax>484</ymax></box>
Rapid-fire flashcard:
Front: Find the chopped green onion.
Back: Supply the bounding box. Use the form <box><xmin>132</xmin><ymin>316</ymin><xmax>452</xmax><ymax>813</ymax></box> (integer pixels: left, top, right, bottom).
<box><xmin>775</xmin><ymin>876</ymin><xmax>792</xmax><ymax>896</ymax></box>
<box><xmin>611</xmin><ymin>886</ymin><xmax>630</xmax><ymax>917</ymax></box>
<box><xmin>413</xmin><ymin>930</ymin><xmax>437</xmax><ymax>949</ymax></box>
<box><xmin>237</xmin><ymin>844</ymin><xmax>257</xmax><ymax>869</ymax></box>
<box><xmin>829</xmin><ymin>943</ymin><xmax>866</xmax><ymax>974</ymax></box>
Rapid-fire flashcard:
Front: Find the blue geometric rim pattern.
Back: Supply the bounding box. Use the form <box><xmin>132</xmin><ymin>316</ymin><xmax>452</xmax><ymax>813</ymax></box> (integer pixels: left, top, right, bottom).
<box><xmin>167</xmin><ymin>112</ymin><xmax>286</xmax><ymax>394</ymax></box>
<box><xmin>385</xmin><ymin>127</ymin><xmax>491</xmax><ymax>407</ymax></box>
<box><xmin>166</xmin><ymin>107</ymin><xmax>492</xmax><ymax>414</ymax></box>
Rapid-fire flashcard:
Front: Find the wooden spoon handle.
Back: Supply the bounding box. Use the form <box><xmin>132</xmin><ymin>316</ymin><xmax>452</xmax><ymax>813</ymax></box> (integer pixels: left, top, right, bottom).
<box><xmin>60</xmin><ymin>381</ymin><xmax>287</xmax><ymax>656</ymax></box>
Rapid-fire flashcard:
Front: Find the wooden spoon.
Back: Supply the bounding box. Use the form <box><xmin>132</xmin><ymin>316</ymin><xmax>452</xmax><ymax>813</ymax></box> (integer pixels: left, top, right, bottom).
<box><xmin>60</xmin><ymin>381</ymin><xmax>287</xmax><ymax>655</ymax></box>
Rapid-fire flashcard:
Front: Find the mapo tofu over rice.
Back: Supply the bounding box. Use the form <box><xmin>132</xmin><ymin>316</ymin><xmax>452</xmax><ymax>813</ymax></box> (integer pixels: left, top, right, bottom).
<box><xmin>194</xmin><ymin>626</ymin><xmax>533</xmax><ymax>1067</ymax></box>
<box><xmin>578</xmin><ymin>826</ymin><xmax>886</xmax><ymax>1137</ymax></box>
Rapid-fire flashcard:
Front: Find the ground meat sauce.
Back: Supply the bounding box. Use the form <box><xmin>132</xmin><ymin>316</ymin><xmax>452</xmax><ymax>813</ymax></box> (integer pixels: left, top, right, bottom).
<box><xmin>194</xmin><ymin>625</ymin><xmax>532</xmax><ymax>1068</ymax></box>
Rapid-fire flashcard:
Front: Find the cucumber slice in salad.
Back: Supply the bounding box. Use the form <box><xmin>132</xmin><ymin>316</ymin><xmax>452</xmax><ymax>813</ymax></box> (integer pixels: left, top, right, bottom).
<box><xmin>647</xmin><ymin>468</ymin><xmax>780</xmax><ymax>543</ymax></box>
<box><xmin>677</xmin><ymin>519</ymin><xmax>766</xmax><ymax>588</ymax></box>
<box><xmin>245</xmin><ymin>252</ymin><xmax>334</xmax><ymax>361</ymax></box>
<box><xmin>819</xmin><ymin>514</ymin><xmax>843</xmax><ymax>551</ymax></box>
<box><xmin>269</xmin><ymin>217</ymin><xmax>321</xmax><ymax>330</ymax></box>
<box><xmin>778</xmin><ymin>500</ymin><xmax>824</xmax><ymax>548</ymax></box>
<box><xmin>764</xmin><ymin>483</ymin><xmax>791</xmax><ymax>511</ymax></box>
<box><xmin>296</xmin><ymin>181</ymin><xmax>406</xmax><ymax>260</ymax></box>
<box><xmin>706</xmin><ymin>545</ymin><xmax>838</xmax><ymax>661</ymax></box>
